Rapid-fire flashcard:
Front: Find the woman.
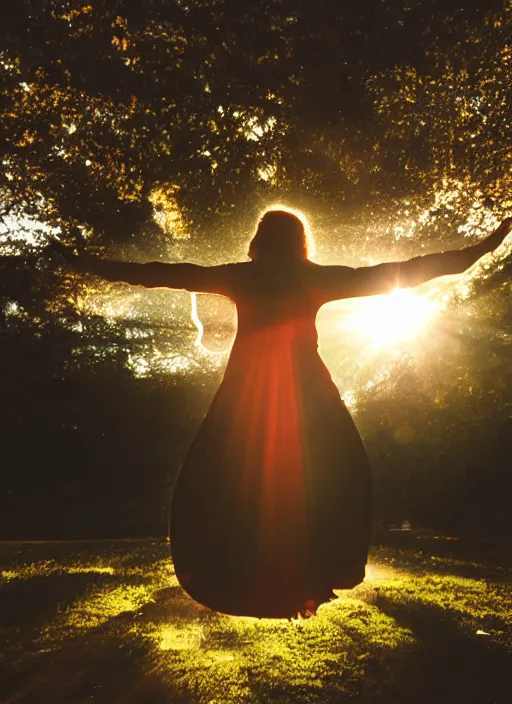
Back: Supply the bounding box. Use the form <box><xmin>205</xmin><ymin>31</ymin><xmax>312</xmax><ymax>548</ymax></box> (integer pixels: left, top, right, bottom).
<box><xmin>53</xmin><ymin>210</ymin><xmax>511</xmax><ymax>618</ymax></box>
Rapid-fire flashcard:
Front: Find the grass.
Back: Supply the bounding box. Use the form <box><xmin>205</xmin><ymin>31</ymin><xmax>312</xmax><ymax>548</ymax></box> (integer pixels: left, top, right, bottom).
<box><xmin>0</xmin><ymin>535</ymin><xmax>510</xmax><ymax>703</ymax></box>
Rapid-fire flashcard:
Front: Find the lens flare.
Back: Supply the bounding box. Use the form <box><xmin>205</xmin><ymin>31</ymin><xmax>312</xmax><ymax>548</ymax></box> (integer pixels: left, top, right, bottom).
<box><xmin>344</xmin><ymin>288</ymin><xmax>442</xmax><ymax>350</ymax></box>
<box><xmin>190</xmin><ymin>292</ymin><xmax>205</xmax><ymax>349</ymax></box>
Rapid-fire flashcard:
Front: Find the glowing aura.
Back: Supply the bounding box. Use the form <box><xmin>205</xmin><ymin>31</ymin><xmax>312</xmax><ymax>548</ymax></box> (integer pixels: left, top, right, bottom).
<box><xmin>259</xmin><ymin>203</ymin><xmax>316</xmax><ymax>258</ymax></box>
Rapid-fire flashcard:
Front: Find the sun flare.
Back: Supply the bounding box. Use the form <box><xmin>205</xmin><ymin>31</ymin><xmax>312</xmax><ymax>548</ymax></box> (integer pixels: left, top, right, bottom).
<box><xmin>346</xmin><ymin>288</ymin><xmax>442</xmax><ymax>349</ymax></box>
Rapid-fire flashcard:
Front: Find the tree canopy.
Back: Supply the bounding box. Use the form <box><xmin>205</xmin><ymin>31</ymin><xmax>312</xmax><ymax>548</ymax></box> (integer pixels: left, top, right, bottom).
<box><xmin>2</xmin><ymin>0</ymin><xmax>510</xmax><ymax>249</ymax></box>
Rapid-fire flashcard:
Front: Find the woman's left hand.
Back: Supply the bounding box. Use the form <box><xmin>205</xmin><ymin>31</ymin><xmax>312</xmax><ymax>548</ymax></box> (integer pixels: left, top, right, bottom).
<box><xmin>47</xmin><ymin>238</ymin><xmax>77</xmax><ymax>263</ymax></box>
<box><xmin>46</xmin><ymin>239</ymin><xmax>91</xmax><ymax>272</ymax></box>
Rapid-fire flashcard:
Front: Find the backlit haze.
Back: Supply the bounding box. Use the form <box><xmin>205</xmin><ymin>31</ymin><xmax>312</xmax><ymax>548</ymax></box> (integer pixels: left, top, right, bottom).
<box><xmin>2</xmin><ymin>183</ymin><xmax>511</xmax><ymax>415</ymax></box>
<box><xmin>60</xmin><ymin>194</ymin><xmax>512</xmax><ymax>404</ymax></box>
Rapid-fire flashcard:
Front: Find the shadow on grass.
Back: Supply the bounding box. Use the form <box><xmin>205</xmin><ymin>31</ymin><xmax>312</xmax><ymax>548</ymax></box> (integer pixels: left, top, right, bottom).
<box><xmin>1</xmin><ymin>587</ymin><xmax>195</xmax><ymax>704</ymax></box>
<box><xmin>374</xmin><ymin>595</ymin><xmax>512</xmax><ymax>704</ymax></box>
<box><xmin>0</xmin><ymin>573</ymin><xmax>116</xmax><ymax>628</ymax></box>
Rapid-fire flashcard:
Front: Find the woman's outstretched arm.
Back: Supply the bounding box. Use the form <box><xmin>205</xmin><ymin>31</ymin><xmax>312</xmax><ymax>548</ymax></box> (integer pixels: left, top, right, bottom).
<box><xmin>48</xmin><ymin>242</ymin><xmax>239</xmax><ymax>296</ymax></box>
<box><xmin>320</xmin><ymin>217</ymin><xmax>512</xmax><ymax>301</ymax></box>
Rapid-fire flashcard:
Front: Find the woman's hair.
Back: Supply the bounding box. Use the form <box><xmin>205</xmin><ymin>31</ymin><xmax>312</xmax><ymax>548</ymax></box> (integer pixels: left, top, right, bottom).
<box><xmin>248</xmin><ymin>209</ymin><xmax>309</xmax><ymax>261</ymax></box>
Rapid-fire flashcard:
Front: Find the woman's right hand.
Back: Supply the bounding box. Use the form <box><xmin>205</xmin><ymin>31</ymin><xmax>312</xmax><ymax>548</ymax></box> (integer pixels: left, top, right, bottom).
<box><xmin>481</xmin><ymin>217</ymin><xmax>512</xmax><ymax>254</ymax></box>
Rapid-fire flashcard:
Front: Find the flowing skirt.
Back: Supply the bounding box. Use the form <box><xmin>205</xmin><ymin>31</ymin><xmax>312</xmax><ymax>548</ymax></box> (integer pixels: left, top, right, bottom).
<box><xmin>170</xmin><ymin>340</ymin><xmax>371</xmax><ymax>618</ymax></box>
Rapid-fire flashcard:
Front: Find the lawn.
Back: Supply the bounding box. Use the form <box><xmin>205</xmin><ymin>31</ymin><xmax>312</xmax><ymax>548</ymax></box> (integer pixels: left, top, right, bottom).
<box><xmin>0</xmin><ymin>535</ymin><xmax>510</xmax><ymax>703</ymax></box>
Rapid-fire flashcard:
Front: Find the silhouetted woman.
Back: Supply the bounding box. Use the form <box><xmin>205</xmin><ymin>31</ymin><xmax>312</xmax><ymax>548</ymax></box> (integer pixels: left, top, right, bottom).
<box><xmin>54</xmin><ymin>210</ymin><xmax>511</xmax><ymax>618</ymax></box>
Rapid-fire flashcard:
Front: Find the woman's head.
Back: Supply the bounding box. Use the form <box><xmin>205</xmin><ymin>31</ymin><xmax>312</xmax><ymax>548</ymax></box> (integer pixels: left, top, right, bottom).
<box><xmin>248</xmin><ymin>209</ymin><xmax>310</xmax><ymax>262</ymax></box>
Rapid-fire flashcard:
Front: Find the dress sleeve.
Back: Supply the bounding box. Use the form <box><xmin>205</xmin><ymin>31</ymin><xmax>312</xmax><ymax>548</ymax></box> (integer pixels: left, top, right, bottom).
<box><xmin>314</xmin><ymin>248</ymin><xmax>479</xmax><ymax>303</ymax></box>
<box><xmin>85</xmin><ymin>259</ymin><xmax>241</xmax><ymax>297</ymax></box>
<box><xmin>149</xmin><ymin>262</ymin><xmax>240</xmax><ymax>296</ymax></box>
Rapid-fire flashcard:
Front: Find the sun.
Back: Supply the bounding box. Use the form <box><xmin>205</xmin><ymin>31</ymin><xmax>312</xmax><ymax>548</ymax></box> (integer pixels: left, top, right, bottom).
<box><xmin>346</xmin><ymin>288</ymin><xmax>442</xmax><ymax>349</ymax></box>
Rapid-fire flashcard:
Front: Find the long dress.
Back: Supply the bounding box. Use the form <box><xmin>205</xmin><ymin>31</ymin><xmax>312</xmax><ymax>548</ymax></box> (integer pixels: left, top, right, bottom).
<box><xmin>170</xmin><ymin>258</ymin><xmax>372</xmax><ymax>618</ymax></box>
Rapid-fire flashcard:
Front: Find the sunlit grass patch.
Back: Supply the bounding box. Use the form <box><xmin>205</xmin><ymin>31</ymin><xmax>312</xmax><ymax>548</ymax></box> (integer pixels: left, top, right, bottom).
<box><xmin>35</xmin><ymin>558</ymin><xmax>178</xmax><ymax>647</ymax></box>
<box><xmin>23</xmin><ymin>555</ymin><xmax>175</xmax><ymax>654</ymax></box>
<box><xmin>63</xmin><ymin>583</ymin><xmax>155</xmax><ymax>630</ymax></box>
<box><xmin>372</xmin><ymin>571</ymin><xmax>511</xmax><ymax>632</ymax></box>
<box><xmin>1</xmin><ymin>560</ymin><xmax>68</xmax><ymax>581</ymax></box>
<box><xmin>325</xmin><ymin>598</ymin><xmax>414</xmax><ymax>649</ymax></box>
<box><xmin>126</xmin><ymin>592</ymin><xmax>415</xmax><ymax>703</ymax></box>
<box><xmin>1</xmin><ymin>557</ymin><xmax>123</xmax><ymax>582</ymax></box>
<box><xmin>158</xmin><ymin>622</ymin><xmax>204</xmax><ymax>651</ymax></box>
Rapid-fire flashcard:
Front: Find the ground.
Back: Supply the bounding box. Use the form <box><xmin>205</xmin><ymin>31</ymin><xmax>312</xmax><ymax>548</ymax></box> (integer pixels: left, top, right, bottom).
<box><xmin>0</xmin><ymin>534</ymin><xmax>510</xmax><ymax>703</ymax></box>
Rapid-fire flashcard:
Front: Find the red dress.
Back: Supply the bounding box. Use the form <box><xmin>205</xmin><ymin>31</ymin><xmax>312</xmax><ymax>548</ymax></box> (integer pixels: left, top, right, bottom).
<box><xmin>170</xmin><ymin>259</ymin><xmax>371</xmax><ymax>617</ymax></box>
